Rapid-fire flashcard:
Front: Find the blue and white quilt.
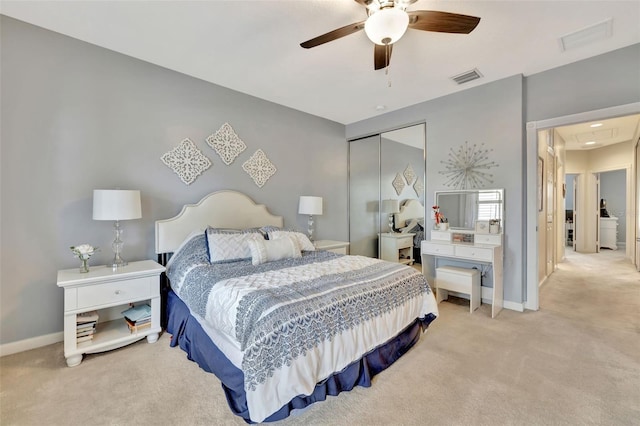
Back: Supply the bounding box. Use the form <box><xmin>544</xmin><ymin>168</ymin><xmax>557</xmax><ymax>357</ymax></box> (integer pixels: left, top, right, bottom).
<box><xmin>167</xmin><ymin>233</ymin><xmax>438</xmax><ymax>423</ymax></box>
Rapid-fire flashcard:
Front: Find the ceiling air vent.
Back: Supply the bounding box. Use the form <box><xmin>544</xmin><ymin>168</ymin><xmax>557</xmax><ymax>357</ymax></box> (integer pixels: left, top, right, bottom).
<box><xmin>559</xmin><ymin>18</ymin><xmax>613</xmax><ymax>52</ymax></box>
<box><xmin>451</xmin><ymin>68</ymin><xmax>483</xmax><ymax>85</ymax></box>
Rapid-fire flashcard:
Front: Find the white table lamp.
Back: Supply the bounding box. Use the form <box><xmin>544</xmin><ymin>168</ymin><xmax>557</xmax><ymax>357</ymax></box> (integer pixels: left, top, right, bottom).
<box><xmin>93</xmin><ymin>189</ymin><xmax>141</xmax><ymax>269</ymax></box>
<box><xmin>298</xmin><ymin>196</ymin><xmax>323</xmax><ymax>242</ymax></box>
<box><xmin>382</xmin><ymin>199</ymin><xmax>400</xmax><ymax>232</ymax></box>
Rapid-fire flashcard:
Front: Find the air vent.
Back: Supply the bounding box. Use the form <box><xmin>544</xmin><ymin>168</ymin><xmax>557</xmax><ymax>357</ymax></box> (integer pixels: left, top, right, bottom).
<box><xmin>559</xmin><ymin>18</ymin><xmax>613</xmax><ymax>52</ymax></box>
<box><xmin>451</xmin><ymin>68</ymin><xmax>483</xmax><ymax>85</ymax></box>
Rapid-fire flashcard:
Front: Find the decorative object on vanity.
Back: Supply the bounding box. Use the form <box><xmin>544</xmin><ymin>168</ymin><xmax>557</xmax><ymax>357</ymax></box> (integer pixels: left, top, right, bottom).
<box><xmin>161</xmin><ymin>138</ymin><xmax>212</xmax><ymax>185</ymax></box>
<box><xmin>392</xmin><ymin>172</ymin><xmax>405</xmax><ymax>195</ymax></box>
<box><xmin>432</xmin><ymin>205</ymin><xmax>446</xmax><ymax>229</ymax></box>
<box><xmin>70</xmin><ymin>244</ymin><xmax>98</xmax><ymax>273</ymax></box>
<box><xmin>300</xmin><ymin>0</ymin><xmax>480</xmax><ymax>71</ymax></box>
<box><xmin>242</xmin><ymin>149</ymin><xmax>277</xmax><ymax>188</ymax></box>
<box><xmin>206</xmin><ymin>122</ymin><xmax>247</xmax><ymax>166</ymax></box>
<box><xmin>413</xmin><ymin>177</ymin><xmax>424</xmax><ymax>197</ymax></box>
<box><xmin>489</xmin><ymin>219</ymin><xmax>501</xmax><ymax>234</ymax></box>
<box><xmin>93</xmin><ymin>189</ymin><xmax>141</xmax><ymax>269</ymax></box>
<box><xmin>403</xmin><ymin>164</ymin><xmax>416</xmax><ymax>185</ymax></box>
<box><xmin>439</xmin><ymin>141</ymin><xmax>498</xmax><ymax>189</ymax></box>
<box><xmin>298</xmin><ymin>196</ymin><xmax>323</xmax><ymax>242</ymax></box>
<box><xmin>475</xmin><ymin>220</ymin><xmax>489</xmax><ymax>234</ymax></box>
<box><xmin>382</xmin><ymin>199</ymin><xmax>400</xmax><ymax>232</ymax></box>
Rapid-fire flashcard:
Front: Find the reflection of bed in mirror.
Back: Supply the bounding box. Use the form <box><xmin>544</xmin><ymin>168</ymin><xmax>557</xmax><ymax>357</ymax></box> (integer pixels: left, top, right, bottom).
<box><xmin>394</xmin><ymin>199</ymin><xmax>425</xmax><ymax>263</ymax></box>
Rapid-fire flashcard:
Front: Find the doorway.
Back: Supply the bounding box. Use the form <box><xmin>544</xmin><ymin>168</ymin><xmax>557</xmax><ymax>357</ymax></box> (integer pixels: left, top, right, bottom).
<box><xmin>525</xmin><ymin>103</ymin><xmax>640</xmax><ymax>311</ymax></box>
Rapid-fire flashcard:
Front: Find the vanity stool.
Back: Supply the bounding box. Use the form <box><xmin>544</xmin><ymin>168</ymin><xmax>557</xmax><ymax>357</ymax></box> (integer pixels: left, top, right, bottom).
<box><xmin>435</xmin><ymin>266</ymin><xmax>481</xmax><ymax>313</ymax></box>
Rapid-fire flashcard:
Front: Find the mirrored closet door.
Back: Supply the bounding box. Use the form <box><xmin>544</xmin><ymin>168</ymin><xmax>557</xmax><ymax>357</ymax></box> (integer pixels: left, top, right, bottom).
<box><xmin>348</xmin><ymin>123</ymin><xmax>426</xmax><ymax>259</ymax></box>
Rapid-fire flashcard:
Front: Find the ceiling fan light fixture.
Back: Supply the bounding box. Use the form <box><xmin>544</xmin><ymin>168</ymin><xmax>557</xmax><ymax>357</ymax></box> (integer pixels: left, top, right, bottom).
<box><xmin>364</xmin><ymin>8</ymin><xmax>409</xmax><ymax>45</ymax></box>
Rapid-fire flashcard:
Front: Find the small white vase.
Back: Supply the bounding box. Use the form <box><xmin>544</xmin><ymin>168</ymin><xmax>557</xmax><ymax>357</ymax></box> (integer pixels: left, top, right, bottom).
<box><xmin>439</xmin><ymin>223</ymin><xmax>449</xmax><ymax>231</ymax></box>
<box><xmin>489</xmin><ymin>224</ymin><xmax>499</xmax><ymax>234</ymax></box>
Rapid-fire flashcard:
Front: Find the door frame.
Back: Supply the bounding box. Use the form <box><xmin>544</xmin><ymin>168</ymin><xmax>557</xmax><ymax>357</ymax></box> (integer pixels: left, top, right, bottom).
<box><xmin>525</xmin><ymin>102</ymin><xmax>640</xmax><ymax>311</ymax></box>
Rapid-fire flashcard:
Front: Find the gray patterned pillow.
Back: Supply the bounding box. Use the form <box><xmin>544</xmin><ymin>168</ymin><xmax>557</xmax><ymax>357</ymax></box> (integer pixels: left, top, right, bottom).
<box><xmin>205</xmin><ymin>227</ymin><xmax>265</xmax><ymax>263</ymax></box>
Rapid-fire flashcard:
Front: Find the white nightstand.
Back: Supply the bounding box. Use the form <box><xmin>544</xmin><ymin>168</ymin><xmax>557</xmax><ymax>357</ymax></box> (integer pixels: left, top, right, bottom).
<box><xmin>56</xmin><ymin>260</ymin><xmax>165</xmax><ymax>367</ymax></box>
<box><xmin>379</xmin><ymin>232</ymin><xmax>415</xmax><ymax>265</ymax></box>
<box><xmin>314</xmin><ymin>240</ymin><xmax>350</xmax><ymax>255</ymax></box>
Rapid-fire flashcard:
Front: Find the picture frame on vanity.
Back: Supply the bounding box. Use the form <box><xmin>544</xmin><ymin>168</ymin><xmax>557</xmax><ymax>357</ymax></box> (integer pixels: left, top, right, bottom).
<box><xmin>475</xmin><ymin>220</ymin><xmax>490</xmax><ymax>234</ymax></box>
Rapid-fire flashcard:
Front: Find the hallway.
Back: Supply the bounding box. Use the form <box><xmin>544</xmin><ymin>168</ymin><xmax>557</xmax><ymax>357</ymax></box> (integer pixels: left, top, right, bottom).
<box><xmin>541</xmin><ymin>248</ymin><xmax>639</xmax><ymax>334</ymax></box>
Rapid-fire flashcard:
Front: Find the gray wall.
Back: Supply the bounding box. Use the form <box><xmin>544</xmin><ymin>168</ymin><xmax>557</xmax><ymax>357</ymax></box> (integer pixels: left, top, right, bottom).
<box><xmin>348</xmin><ymin>75</ymin><xmax>525</xmax><ymax>304</ymax></box>
<box><xmin>0</xmin><ymin>17</ymin><xmax>347</xmax><ymax>345</ymax></box>
<box><xmin>600</xmin><ymin>169</ymin><xmax>627</xmax><ymax>244</ymax></box>
<box><xmin>525</xmin><ymin>44</ymin><xmax>640</xmax><ymax>122</ymax></box>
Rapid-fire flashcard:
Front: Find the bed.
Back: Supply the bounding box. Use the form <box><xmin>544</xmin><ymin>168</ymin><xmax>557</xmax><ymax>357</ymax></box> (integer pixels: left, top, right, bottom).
<box><xmin>156</xmin><ymin>190</ymin><xmax>438</xmax><ymax>423</ymax></box>
<box><xmin>393</xmin><ymin>199</ymin><xmax>425</xmax><ymax>263</ymax></box>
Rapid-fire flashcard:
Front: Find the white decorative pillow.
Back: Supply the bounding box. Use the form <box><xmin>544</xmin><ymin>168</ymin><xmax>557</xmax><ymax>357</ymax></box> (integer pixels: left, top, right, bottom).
<box><xmin>268</xmin><ymin>230</ymin><xmax>315</xmax><ymax>251</ymax></box>
<box><xmin>247</xmin><ymin>236</ymin><xmax>302</xmax><ymax>266</ymax></box>
<box><xmin>206</xmin><ymin>230</ymin><xmax>263</xmax><ymax>263</ymax></box>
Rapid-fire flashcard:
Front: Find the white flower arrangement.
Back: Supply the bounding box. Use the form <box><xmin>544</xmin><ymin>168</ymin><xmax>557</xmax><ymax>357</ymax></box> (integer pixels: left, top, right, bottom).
<box><xmin>70</xmin><ymin>244</ymin><xmax>98</xmax><ymax>260</ymax></box>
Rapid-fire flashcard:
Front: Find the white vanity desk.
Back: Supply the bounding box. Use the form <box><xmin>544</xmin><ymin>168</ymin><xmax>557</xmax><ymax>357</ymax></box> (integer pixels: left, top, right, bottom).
<box><xmin>422</xmin><ymin>230</ymin><xmax>504</xmax><ymax>318</ymax></box>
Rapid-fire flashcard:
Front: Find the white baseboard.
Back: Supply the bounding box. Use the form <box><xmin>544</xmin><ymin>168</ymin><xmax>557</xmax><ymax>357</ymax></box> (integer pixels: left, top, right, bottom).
<box><xmin>444</xmin><ymin>286</ymin><xmax>525</xmax><ymax>313</ymax></box>
<box><xmin>0</xmin><ymin>331</ymin><xmax>63</xmax><ymax>357</ymax></box>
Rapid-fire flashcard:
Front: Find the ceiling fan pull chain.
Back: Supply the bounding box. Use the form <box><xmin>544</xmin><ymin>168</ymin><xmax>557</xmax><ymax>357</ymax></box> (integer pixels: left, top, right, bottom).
<box><xmin>386</xmin><ymin>43</ymin><xmax>392</xmax><ymax>87</ymax></box>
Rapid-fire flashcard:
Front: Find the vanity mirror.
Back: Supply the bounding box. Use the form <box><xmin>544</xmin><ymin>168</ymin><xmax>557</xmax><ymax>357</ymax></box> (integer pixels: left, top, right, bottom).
<box><xmin>435</xmin><ymin>189</ymin><xmax>504</xmax><ymax>232</ymax></box>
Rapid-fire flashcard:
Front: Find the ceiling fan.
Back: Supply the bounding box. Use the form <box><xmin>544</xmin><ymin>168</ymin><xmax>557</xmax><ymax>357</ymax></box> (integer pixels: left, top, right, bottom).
<box><xmin>300</xmin><ymin>0</ymin><xmax>481</xmax><ymax>70</ymax></box>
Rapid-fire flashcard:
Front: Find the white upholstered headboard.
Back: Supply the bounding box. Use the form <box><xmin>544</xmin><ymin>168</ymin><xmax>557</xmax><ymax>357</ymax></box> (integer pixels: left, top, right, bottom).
<box><xmin>394</xmin><ymin>199</ymin><xmax>424</xmax><ymax>228</ymax></box>
<box><xmin>155</xmin><ymin>190</ymin><xmax>284</xmax><ymax>254</ymax></box>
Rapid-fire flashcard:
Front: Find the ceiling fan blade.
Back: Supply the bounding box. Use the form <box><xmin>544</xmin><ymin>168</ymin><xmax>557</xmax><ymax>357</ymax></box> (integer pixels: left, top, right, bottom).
<box><xmin>374</xmin><ymin>43</ymin><xmax>393</xmax><ymax>70</ymax></box>
<box><xmin>300</xmin><ymin>20</ymin><xmax>366</xmax><ymax>48</ymax></box>
<box><xmin>408</xmin><ymin>10</ymin><xmax>480</xmax><ymax>34</ymax></box>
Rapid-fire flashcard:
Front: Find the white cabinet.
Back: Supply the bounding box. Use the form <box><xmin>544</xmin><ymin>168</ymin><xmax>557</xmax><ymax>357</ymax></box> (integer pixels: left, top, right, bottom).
<box><xmin>600</xmin><ymin>217</ymin><xmax>618</xmax><ymax>250</ymax></box>
<box><xmin>314</xmin><ymin>240</ymin><xmax>350</xmax><ymax>254</ymax></box>
<box><xmin>56</xmin><ymin>260</ymin><xmax>165</xmax><ymax>367</ymax></box>
<box><xmin>380</xmin><ymin>233</ymin><xmax>415</xmax><ymax>265</ymax></box>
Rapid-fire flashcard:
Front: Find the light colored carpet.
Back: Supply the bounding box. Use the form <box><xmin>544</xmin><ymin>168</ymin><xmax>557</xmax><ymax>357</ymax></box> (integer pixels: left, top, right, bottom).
<box><xmin>2</xmin><ymin>249</ymin><xmax>639</xmax><ymax>425</ymax></box>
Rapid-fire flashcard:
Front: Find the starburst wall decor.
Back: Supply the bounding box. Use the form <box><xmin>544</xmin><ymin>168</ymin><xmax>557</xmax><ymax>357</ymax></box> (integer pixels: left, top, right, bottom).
<box><xmin>439</xmin><ymin>141</ymin><xmax>498</xmax><ymax>189</ymax></box>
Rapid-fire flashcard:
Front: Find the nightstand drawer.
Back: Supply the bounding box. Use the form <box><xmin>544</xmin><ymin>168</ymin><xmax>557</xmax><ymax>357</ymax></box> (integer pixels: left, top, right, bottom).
<box><xmin>396</xmin><ymin>236</ymin><xmax>414</xmax><ymax>248</ymax></box>
<box><xmin>76</xmin><ymin>277</ymin><xmax>152</xmax><ymax>309</ymax></box>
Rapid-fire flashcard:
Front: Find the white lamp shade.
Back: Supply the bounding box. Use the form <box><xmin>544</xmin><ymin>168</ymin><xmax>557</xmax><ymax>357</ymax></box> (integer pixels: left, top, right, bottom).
<box><xmin>298</xmin><ymin>196</ymin><xmax>323</xmax><ymax>215</ymax></box>
<box><xmin>382</xmin><ymin>199</ymin><xmax>400</xmax><ymax>214</ymax></box>
<box><xmin>364</xmin><ymin>8</ymin><xmax>409</xmax><ymax>45</ymax></box>
<box><xmin>93</xmin><ymin>190</ymin><xmax>142</xmax><ymax>221</ymax></box>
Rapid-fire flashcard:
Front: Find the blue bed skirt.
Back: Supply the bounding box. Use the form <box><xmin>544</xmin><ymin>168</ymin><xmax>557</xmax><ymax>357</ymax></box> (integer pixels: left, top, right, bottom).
<box><xmin>166</xmin><ymin>289</ymin><xmax>436</xmax><ymax>423</ymax></box>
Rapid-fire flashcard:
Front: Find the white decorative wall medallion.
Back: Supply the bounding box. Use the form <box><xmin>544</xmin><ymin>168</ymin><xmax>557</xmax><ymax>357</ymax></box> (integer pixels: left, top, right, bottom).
<box><xmin>392</xmin><ymin>172</ymin><xmax>405</xmax><ymax>195</ymax></box>
<box><xmin>161</xmin><ymin>138</ymin><xmax>212</xmax><ymax>185</ymax></box>
<box><xmin>206</xmin><ymin>122</ymin><xmax>247</xmax><ymax>165</ymax></box>
<box><xmin>439</xmin><ymin>141</ymin><xmax>498</xmax><ymax>189</ymax></box>
<box><xmin>242</xmin><ymin>149</ymin><xmax>277</xmax><ymax>188</ymax></box>
<box><xmin>414</xmin><ymin>177</ymin><xmax>424</xmax><ymax>197</ymax></box>
<box><xmin>403</xmin><ymin>164</ymin><xmax>416</xmax><ymax>185</ymax></box>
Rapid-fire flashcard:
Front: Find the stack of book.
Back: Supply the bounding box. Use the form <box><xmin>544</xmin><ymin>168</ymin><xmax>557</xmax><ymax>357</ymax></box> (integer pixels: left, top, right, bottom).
<box><xmin>122</xmin><ymin>304</ymin><xmax>152</xmax><ymax>334</ymax></box>
<box><xmin>76</xmin><ymin>311</ymin><xmax>99</xmax><ymax>344</ymax></box>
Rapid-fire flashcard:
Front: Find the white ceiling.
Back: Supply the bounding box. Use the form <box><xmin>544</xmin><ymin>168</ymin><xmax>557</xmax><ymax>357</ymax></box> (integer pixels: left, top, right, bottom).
<box><xmin>555</xmin><ymin>114</ymin><xmax>640</xmax><ymax>151</ymax></box>
<box><xmin>1</xmin><ymin>1</ymin><xmax>639</xmax><ymax>125</ymax></box>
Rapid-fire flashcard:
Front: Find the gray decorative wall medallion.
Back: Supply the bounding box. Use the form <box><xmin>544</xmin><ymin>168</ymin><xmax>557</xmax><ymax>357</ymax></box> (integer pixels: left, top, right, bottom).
<box><xmin>161</xmin><ymin>138</ymin><xmax>212</xmax><ymax>185</ymax></box>
<box><xmin>403</xmin><ymin>164</ymin><xmax>416</xmax><ymax>185</ymax></box>
<box><xmin>206</xmin><ymin>122</ymin><xmax>247</xmax><ymax>165</ymax></box>
<box><xmin>242</xmin><ymin>149</ymin><xmax>277</xmax><ymax>188</ymax></box>
<box><xmin>439</xmin><ymin>141</ymin><xmax>498</xmax><ymax>189</ymax></box>
<box><xmin>414</xmin><ymin>177</ymin><xmax>424</xmax><ymax>197</ymax></box>
<box><xmin>392</xmin><ymin>172</ymin><xmax>405</xmax><ymax>195</ymax></box>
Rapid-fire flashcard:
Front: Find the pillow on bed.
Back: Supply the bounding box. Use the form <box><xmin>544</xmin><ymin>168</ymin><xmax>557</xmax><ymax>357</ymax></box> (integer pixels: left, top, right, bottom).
<box><xmin>266</xmin><ymin>230</ymin><xmax>315</xmax><ymax>251</ymax></box>
<box><xmin>247</xmin><ymin>235</ymin><xmax>302</xmax><ymax>266</ymax></box>
<box><xmin>205</xmin><ymin>227</ymin><xmax>264</xmax><ymax>263</ymax></box>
